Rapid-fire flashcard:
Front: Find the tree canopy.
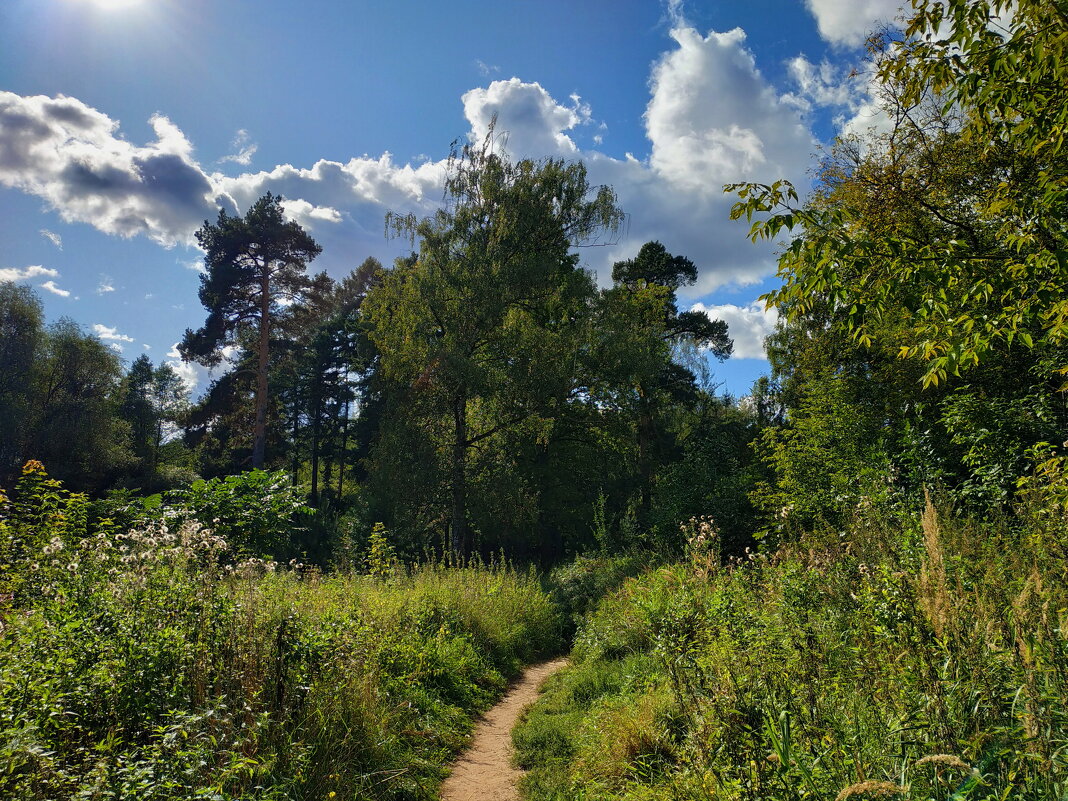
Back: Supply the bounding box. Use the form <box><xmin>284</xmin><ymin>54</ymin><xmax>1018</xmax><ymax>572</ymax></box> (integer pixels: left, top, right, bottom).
<box><xmin>180</xmin><ymin>193</ymin><xmax>321</xmax><ymax>468</ymax></box>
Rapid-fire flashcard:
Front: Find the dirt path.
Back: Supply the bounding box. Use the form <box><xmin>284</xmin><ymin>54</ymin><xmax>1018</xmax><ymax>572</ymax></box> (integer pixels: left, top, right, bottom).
<box><xmin>439</xmin><ymin>657</ymin><xmax>568</xmax><ymax>801</ymax></box>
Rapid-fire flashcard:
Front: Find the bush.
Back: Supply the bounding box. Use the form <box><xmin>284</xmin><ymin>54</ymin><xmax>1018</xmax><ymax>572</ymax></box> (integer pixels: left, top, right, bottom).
<box><xmin>517</xmin><ymin>483</ymin><xmax>1068</xmax><ymax>801</ymax></box>
<box><xmin>0</xmin><ymin>461</ymin><xmax>562</xmax><ymax>800</ymax></box>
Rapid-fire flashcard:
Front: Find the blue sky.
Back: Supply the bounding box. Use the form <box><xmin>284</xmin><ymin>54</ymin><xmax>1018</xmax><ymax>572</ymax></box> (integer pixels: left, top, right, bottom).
<box><xmin>0</xmin><ymin>0</ymin><xmax>905</xmax><ymax>397</ymax></box>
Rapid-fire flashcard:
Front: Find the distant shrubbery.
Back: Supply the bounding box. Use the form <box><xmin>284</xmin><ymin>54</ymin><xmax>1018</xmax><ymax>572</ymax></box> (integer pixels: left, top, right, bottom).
<box><xmin>0</xmin><ymin>461</ymin><xmax>562</xmax><ymax>800</ymax></box>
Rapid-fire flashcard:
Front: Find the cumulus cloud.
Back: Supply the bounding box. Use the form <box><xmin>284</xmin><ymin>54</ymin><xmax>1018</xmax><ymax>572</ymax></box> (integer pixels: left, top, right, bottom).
<box><xmin>0</xmin><ymin>92</ymin><xmax>222</xmax><ymax>246</ymax></box>
<box><xmin>96</xmin><ymin>274</ymin><xmax>115</xmax><ymax>294</ymax></box>
<box><xmin>692</xmin><ymin>301</ymin><xmax>778</xmax><ymax>359</ymax></box>
<box><xmin>179</xmin><ymin>256</ymin><xmax>206</xmax><ymax>274</ymax></box>
<box><xmin>219</xmin><ymin>129</ymin><xmax>257</xmax><ymax>166</ymax></box>
<box><xmin>3</xmin><ymin>22</ymin><xmax>818</xmax><ymax>296</ymax></box>
<box><xmin>168</xmin><ymin>360</ymin><xmax>199</xmax><ymax>392</ymax></box>
<box><xmin>803</xmin><ymin>0</ymin><xmax>905</xmax><ymax>47</ymax></box>
<box><xmin>462</xmin><ymin>78</ymin><xmax>591</xmax><ymax>157</ymax></box>
<box><xmin>784</xmin><ymin>56</ymin><xmax>858</xmax><ymax>111</ymax></box>
<box><xmin>40</xmin><ymin>228</ymin><xmax>62</xmax><ymax>249</ymax></box>
<box><xmin>645</xmin><ymin>28</ymin><xmax>812</xmax><ymax>192</ymax></box>
<box><xmin>280</xmin><ymin>198</ymin><xmax>343</xmax><ymax>227</ymax></box>
<box><xmin>165</xmin><ymin>342</ymin><xmax>202</xmax><ymax>391</ymax></box>
<box><xmin>0</xmin><ymin>264</ymin><xmax>59</xmax><ymax>282</ymax></box>
<box><xmin>92</xmin><ymin>323</ymin><xmax>134</xmax><ymax>343</ymax></box>
<box><xmin>40</xmin><ymin>279</ymin><xmax>71</xmax><ymax>297</ymax></box>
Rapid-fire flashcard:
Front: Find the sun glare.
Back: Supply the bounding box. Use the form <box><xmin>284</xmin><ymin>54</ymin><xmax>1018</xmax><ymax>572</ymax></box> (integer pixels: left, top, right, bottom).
<box><xmin>76</xmin><ymin>0</ymin><xmax>144</xmax><ymax>10</ymax></box>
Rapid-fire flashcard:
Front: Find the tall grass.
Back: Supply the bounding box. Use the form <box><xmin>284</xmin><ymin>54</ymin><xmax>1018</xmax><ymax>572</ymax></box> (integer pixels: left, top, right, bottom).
<box><xmin>515</xmin><ymin>498</ymin><xmax>1068</xmax><ymax>800</ymax></box>
<box><xmin>0</xmin><ymin>462</ymin><xmax>562</xmax><ymax>800</ymax></box>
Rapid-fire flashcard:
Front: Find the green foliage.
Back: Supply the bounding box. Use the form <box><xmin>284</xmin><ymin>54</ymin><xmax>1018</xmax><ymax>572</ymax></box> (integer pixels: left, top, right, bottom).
<box><xmin>364</xmin><ymin>521</ymin><xmax>398</xmax><ymax>577</ymax></box>
<box><xmin>181</xmin><ymin>192</ymin><xmax>322</xmax><ymax>469</ymax></box>
<box><xmin>0</xmin><ymin>289</ymin><xmax>133</xmax><ymax>493</ymax></box>
<box><xmin>0</xmin><ymin>284</ymin><xmax>43</xmax><ymax>481</ymax></box>
<box><xmin>365</xmin><ymin>128</ymin><xmax>623</xmax><ymax>557</ymax></box>
<box><xmin>157</xmin><ymin>469</ymin><xmax>311</xmax><ymax>558</ymax></box>
<box><xmin>727</xmin><ymin>1</ymin><xmax>1068</xmax><ymax>524</ymax></box>
<box><xmin>546</xmin><ymin>552</ymin><xmax>653</xmax><ymax>634</ymax></box>
<box><xmin>753</xmin><ymin>376</ymin><xmax>892</xmax><ymax>533</ymax></box>
<box><xmin>729</xmin><ymin>1</ymin><xmax>1068</xmax><ymax>389</ymax></box>
<box><xmin>517</xmin><ymin>485</ymin><xmax>1068</xmax><ymax>800</ymax></box>
<box><xmin>0</xmin><ymin>465</ymin><xmax>562</xmax><ymax>800</ymax></box>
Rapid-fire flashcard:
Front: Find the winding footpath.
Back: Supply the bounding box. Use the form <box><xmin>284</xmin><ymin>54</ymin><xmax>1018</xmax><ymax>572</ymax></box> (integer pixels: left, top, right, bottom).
<box><xmin>439</xmin><ymin>657</ymin><xmax>568</xmax><ymax>801</ymax></box>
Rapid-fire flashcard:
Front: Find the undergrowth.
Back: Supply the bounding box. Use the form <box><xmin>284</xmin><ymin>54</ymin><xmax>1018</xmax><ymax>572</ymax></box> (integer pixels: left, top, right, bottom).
<box><xmin>515</xmin><ymin>497</ymin><xmax>1068</xmax><ymax>801</ymax></box>
<box><xmin>0</xmin><ymin>461</ymin><xmax>562</xmax><ymax>800</ymax></box>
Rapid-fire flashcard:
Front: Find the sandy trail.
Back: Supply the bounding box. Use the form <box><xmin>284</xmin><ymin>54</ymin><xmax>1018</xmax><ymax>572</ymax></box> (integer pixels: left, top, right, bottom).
<box><xmin>439</xmin><ymin>657</ymin><xmax>568</xmax><ymax>801</ymax></box>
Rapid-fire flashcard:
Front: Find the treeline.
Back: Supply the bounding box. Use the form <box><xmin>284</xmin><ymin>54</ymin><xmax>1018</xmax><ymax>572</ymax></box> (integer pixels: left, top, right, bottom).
<box><xmin>0</xmin><ymin>283</ymin><xmax>192</xmax><ymax>494</ymax></box>
<box><xmin>1</xmin><ymin>138</ymin><xmax>770</xmax><ymax>564</ymax></box>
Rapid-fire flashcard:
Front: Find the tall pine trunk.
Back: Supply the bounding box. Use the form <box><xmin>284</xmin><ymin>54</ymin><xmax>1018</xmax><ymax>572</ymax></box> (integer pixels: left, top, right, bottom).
<box><xmin>252</xmin><ymin>267</ymin><xmax>271</xmax><ymax>469</ymax></box>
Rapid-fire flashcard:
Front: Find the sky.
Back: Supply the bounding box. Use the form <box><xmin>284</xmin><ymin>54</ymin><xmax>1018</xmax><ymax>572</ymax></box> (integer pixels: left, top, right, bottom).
<box><xmin>0</xmin><ymin>0</ymin><xmax>907</xmax><ymax>397</ymax></box>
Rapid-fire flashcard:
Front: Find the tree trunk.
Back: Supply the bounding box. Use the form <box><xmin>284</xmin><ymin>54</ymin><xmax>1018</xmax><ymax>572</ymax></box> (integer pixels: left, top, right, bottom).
<box><xmin>252</xmin><ymin>266</ymin><xmax>271</xmax><ymax>469</ymax></box>
<box><xmin>337</xmin><ymin>398</ymin><xmax>349</xmax><ymax>497</ymax></box>
<box><xmin>310</xmin><ymin>385</ymin><xmax>321</xmax><ymax>503</ymax></box>
<box><xmin>290</xmin><ymin>403</ymin><xmax>300</xmax><ymax>485</ymax></box>
<box><xmin>636</xmin><ymin>384</ymin><xmax>654</xmax><ymax>531</ymax></box>
<box><xmin>152</xmin><ymin>417</ymin><xmax>162</xmax><ymax>486</ymax></box>
<box><xmin>450</xmin><ymin>391</ymin><xmax>469</xmax><ymax>558</ymax></box>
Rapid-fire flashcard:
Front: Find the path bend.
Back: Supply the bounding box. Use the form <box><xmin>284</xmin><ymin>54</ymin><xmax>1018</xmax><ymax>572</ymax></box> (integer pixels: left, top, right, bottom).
<box><xmin>439</xmin><ymin>657</ymin><xmax>567</xmax><ymax>801</ymax></box>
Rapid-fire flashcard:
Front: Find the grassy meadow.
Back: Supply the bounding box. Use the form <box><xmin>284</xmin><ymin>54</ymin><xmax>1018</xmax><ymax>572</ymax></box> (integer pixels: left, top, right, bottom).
<box><xmin>514</xmin><ymin>502</ymin><xmax>1068</xmax><ymax>801</ymax></box>
<box><xmin>0</xmin><ymin>462</ymin><xmax>562</xmax><ymax>800</ymax></box>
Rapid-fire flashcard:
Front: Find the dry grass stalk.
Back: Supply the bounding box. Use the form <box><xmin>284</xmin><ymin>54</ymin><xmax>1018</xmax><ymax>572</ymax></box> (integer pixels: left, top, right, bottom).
<box><xmin>835</xmin><ymin>780</ymin><xmax>908</xmax><ymax>800</ymax></box>
<box><xmin>918</xmin><ymin>490</ymin><xmax>952</xmax><ymax>638</ymax></box>
<box><xmin>915</xmin><ymin>753</ymin><xmax>970</xmax><ymax>771</ymax></box>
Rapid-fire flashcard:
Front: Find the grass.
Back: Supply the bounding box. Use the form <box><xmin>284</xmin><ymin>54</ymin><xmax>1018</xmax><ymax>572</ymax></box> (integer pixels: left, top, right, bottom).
<box><xmin>0</xmin><ymin>462</ymin><xmax>563</xmax><ymax>800</ymax></box>
<box><xmin>514</xmin><ymin>499</ymin><xmax>1068</xmax><ymax>800</ymax></box>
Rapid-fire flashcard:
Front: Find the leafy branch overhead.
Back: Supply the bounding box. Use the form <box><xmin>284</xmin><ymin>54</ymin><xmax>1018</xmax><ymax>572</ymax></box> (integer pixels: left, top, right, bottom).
<box><xmin>728</xmin><ymin>0</ymin><xmax>1068</xmax><ymax>388</ymax></box>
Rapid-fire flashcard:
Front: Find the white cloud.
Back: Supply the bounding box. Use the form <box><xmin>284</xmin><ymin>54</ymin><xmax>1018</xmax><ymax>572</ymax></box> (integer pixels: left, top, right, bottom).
<box><xmin>142</xmin><ymin>343</ymin><xmax>151</xmax><ymax>349</ymax></box>
<box><xmin>40</xmin><ymin>279</ymin><xmax>71</xmax><ymax>297</ymax></box>
<box><xmin>164</xmin><ymin>341</ymin><xmax>199</xmax><ymax>390</ymax></box>
<box><xmin>0</xmin><ymin>92</ymin><xmax>221</xmax><ymax>246</ymax></box>
<box><xmin>93</xmin><ymin>323</ymin><xmax>134</xmax><ymax>342</ymax></box>
<box><xmin>782</xmin><ymin>56</ymin><xmax>892</xmax><ymax>143</ymax></box>
<box><xmin>40</xmin><ymin>228</ymin><xmax>62</xmax><ymax>249</ymax></box>
<box><xmin>96</xmin><ymin>274</ymin><xmax>115</xmax><ymax>293</ymax></box>
<box><xmin>109</xmin><ymin>342</ymin><xmax>124</xmax><ymax>353</ymax></box>
<box><xmin>2</xmin><ymin>23</ymin><xmax>817</xmax><ymax>294</ymax></box>
<box><xmin>219</xmin><ymin>128</ymin><xmax>257</xmax><ymax>166</ymax></box>
<box><xmin>691</xmin><ymin>301</ymin><xmax>778</xmax><ymax>359</ymax></box>
<box><xmin>462</xmin><ymin>78</ymin><xmax>589</xmax><ymax>157</ymax></box>
<box><xmin>0</xmin><ymin>264</ymin><xmax>58</xmax><ymax>282</ymax></box>
<box><xmin>803</xmin><ymin>0</ymin><xmax>905</xmax><ymax>47</ymax></box>
<box><xmin>169</xmin><ymin>360</ymin><xmax>199</xmax><ymax>392</ymax></box>
<box><xmin>784</xmin><ymin>56</ymin><xmax>858</xmax><ymax>111</ymax></box>
<box><xmin>645</xmin><ymin>27</ymin><xmax>812</xmax><ymax>193</ymax></box>
<box><xmin>475</xmin><ymin>59</ymin><xmax>500</xmax><ymax>77</ymax></box>
<box><xmin>280</xmin><ymin>198</ymin><xmax>343</xmax><ymax>227</ymax></box>
<box><xmin>180</xmin><ymin>257</ymin><xmax>206</xmax><ymax>274</ymax></box>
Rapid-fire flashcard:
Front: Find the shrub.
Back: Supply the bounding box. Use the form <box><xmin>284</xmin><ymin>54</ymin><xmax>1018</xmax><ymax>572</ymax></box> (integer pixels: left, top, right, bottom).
<box><xmin>0</xmin><ymin>461</ymin><xmax>562</xmax><ymax>800</ymax></box>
